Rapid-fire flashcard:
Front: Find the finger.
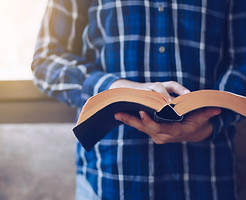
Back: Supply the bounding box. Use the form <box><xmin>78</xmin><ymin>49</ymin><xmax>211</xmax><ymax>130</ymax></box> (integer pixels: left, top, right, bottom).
<box><xmin>139</xmin><ymin>111</ymin><xmax>175</xmax><ymax>143</ymax></box>
<box><xmin>186</xmin><ymin>107</ymin><xmax>221</xmax><ymax>124</ymax></box>
<box><xmin>203</xmin><ymin>107</ymin><xmax>222</xmax><ymax>118</ymax></box>
<box><xmin>139</xmin><ymin>111</ymin><xmax>174</xmax><ymax>135</ymax></box>
<box><xmin>146</xmin><ymin>83</ymin><xmax>171</xmax><ymax>101</ymax></box>
<box><xmin>162</xmin><ymin>81</ymin><xmax>190</xmax><ymax>96</ymax></box>
<box><xmin>139</xmin><ymin>111</ymin><xmax>161</xmax><ymax>133</ymax></box>
<box><xmin>114</xmin><ymin>112</ymin><xmax>145</xmax><ymax>132</ymax></box>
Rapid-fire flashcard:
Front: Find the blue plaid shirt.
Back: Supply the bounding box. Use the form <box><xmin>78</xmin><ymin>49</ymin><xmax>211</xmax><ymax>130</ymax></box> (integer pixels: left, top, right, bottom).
<box><xmin>32</xmin><ymin>0</ymin><xmax>246</xmax><ymax>199</ymax></box>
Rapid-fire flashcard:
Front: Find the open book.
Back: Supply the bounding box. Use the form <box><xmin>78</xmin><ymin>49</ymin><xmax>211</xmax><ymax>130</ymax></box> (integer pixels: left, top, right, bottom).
<box><xmin>73</xmin><ymin>88</ymin><xmax>246</xmax><ymax>151</ymax></box>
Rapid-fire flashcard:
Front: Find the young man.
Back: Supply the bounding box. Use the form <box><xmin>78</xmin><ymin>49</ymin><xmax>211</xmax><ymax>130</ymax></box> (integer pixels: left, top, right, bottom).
<box><xmin>32</xmin><ymin>0</ymin><xmax>246</xmax><ymax>199</ymax></box>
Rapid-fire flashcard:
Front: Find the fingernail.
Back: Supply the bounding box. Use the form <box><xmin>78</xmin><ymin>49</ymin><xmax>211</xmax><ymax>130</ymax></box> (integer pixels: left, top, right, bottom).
<box><xmin>114</xmin><ymin>114</ymin><xmax>122</xmax><ymax>121</ymax></box>
<box><xmin>183</xmin><ymin>89</ymin><xmax>190</xmax><ymax>94</ymax></box>
<box><xmin>207</xmin><ymin>108</ymin><xmax>222</xmax><ymax>118</ymax></box>
<box><xmin>139</xmin><ymin>111</ymin><xmax>144</xmax><ymax>119</ymax></box>
<box><xmin>214</xmin><ymin>109</ymin><xmax>222</xmax><ymax>115</ymax></box>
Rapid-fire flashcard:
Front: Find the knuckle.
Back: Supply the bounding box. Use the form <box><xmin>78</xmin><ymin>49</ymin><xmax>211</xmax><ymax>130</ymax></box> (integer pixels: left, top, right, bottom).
<box><xmin>168</xmin><ymin>81</ymin><xmax>177</xmax><ymax>86</ymax></box>
<box><xmin>152</xmin><ymin>135</ymin><xmax>167</xmax><ymax>144</ymax></box>
<box><xmin>154</xmin><ymin>82</ymin><xmax>161</xmax><ymax>85</ymax></box>
<box><xmin>153</xmin><ymin>138</ymin><xmax>163</xmax><ymax>144</ymax></box>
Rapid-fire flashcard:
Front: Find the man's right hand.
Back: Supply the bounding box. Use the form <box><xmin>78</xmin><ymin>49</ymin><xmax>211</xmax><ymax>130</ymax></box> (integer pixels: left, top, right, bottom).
<box><xmin>109</xmin><ymin>79</ymin><xmax>190</xmax><ymax>101</ymax></box>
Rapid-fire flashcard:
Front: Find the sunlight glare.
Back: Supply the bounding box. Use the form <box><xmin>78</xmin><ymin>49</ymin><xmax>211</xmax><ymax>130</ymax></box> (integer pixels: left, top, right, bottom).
<box><xmin>0</xmin><ymin>0</ymin><xmax>47</xmax><ymax>80</ymax></box>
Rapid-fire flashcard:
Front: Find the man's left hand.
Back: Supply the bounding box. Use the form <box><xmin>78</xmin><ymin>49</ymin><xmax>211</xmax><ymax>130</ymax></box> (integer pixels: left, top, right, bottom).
<box><xmin>114</xmin><ymin>108</ymin><xmax>221</xmax><ymax>144</ymax></box>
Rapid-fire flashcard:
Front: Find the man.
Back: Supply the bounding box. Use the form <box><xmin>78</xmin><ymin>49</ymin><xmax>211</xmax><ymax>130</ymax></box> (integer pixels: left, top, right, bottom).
<box><xmin>31</xmin><ymin>0</ymin><xmax>246</xmax><ymax>199</ymax></box>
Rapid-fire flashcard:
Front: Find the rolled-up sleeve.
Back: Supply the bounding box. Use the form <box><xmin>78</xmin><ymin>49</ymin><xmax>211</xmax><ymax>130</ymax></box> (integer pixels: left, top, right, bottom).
<box><xmin>31</xmin><ymin>0</ymin><xmax>119</xmax><ymax>108</ymax></box>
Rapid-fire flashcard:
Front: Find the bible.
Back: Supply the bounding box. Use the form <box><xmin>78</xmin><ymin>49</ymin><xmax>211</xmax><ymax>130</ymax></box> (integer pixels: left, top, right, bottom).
<box><xmin>73</xmin><ymin>88</ymin><xmax>246</xmax><ymax>151</ymax></box>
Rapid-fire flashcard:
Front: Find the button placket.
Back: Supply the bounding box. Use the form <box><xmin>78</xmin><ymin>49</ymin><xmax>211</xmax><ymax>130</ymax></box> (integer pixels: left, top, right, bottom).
<box><xmin>157</xmin><ymin>6</ymin><xmax>165</xmax><ymax>54</ymax></box>
<box><xmin>158</xmin><ymin>6</ymin><xmax>164</xmax><ymax>12</ymax></box>
<box><xmin>159</xmin><ymin>46</ymin><xmax>165</xmax><ymax>53</ymax></box>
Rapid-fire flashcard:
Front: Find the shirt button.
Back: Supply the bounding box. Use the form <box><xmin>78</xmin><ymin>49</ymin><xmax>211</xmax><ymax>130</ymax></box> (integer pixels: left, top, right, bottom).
<box><xmin>158</xmin><ymin>6</ymin><xmax>164</xmax><ymax>12</ymax></box>
<box><xmin>159</xmin><ymin>46</ymin><xmax>165</xmax><ymax>53</ymax></box>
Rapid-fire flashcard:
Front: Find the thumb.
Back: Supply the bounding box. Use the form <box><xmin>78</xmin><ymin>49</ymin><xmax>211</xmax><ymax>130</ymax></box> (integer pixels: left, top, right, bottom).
<box><xmin>186</xmin><ymin>107</ymin><xmax>221</xmax><ymax>123</ymax></box>
<box><xmin>203</xmin><ymin>108</ymin><xmax>222</xmax><ymax>119</ymax></box>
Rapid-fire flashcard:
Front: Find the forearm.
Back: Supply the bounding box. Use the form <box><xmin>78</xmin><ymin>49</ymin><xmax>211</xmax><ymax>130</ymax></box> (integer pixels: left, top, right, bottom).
<box><xmin>31</xmin><ymin>0</ymin><xmax>119</xmax><ymax>107</ymax></box>
<box><xmin>32</xmin><ymin>51</ymin><xmax>119</xmax><ymax>107</ymax></box>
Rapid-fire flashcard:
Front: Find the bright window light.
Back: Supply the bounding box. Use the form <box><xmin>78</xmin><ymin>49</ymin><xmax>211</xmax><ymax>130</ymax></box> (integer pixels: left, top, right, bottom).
<box><xmin>0</xmin><ymin>0</ymin><xmax>47</xmax><ymax>80</ymax></box>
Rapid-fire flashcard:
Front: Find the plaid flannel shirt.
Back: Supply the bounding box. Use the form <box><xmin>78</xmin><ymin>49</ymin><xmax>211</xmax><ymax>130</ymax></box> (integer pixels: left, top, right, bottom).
<box><xmin>32</xmin><ymin>0</ymin><xmax>246</xmax><ymax>199</ymax></box>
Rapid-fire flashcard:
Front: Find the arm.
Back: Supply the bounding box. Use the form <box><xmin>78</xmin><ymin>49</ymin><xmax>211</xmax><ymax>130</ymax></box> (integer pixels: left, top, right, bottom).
<box><xmin>210</xmin><ymin>0</ymin><xmax>246</xmax><ymax>138</ymax></box>
<box><xmin>31</xmin><ymin>0</ymin><xmax>119</xmax><ymax>108</ymax></box>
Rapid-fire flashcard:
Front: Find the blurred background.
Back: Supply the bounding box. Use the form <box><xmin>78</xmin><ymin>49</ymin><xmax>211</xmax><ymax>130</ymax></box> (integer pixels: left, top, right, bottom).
<box><xmin>0</xmin><ymin>0</ymin><xmax>77</xmax><ymax>200</ymax></box>
<box><xmin>0</xmin><ymin>0</ymin><xmax>45</xmax><ymax>80</ymax></box>
<box><xmin>0</xmin><ymin>0</ymin><xmax>245</xmax><ymax>200</ymax></box>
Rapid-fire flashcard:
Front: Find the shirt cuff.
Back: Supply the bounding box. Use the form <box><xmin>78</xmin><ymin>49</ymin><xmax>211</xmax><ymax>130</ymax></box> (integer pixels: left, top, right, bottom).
<box><xmin>82</xmin><ymin>71</ymin><xmax>120</xmax><ymax>97</ymax></box>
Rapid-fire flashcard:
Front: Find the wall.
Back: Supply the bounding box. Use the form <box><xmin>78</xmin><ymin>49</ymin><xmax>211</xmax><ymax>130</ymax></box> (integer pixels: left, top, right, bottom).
<box><xmin>0</xmin><ymin>123</ymin><xmax>76</xmax><ymax>200</ymax></box>
<box><xmin>0</xmin><ymin>80</ymin><xmax>77</xmax><ymax>200</ymax></box>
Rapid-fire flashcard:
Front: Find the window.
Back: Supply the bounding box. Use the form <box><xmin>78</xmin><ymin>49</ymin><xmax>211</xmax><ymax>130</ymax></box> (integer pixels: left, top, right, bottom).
<box><xmin>0</xmin><ymin>0</ymin><xmax>47</xmax><ymax>80</ymax></box>
<box><xmin>0</xmin><ymin>0</ymin><xmax>76</xmax><ymax>123</ymax></box>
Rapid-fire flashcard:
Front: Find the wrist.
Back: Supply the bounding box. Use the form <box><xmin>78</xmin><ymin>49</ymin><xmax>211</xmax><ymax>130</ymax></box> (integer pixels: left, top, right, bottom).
<box><xmin>109</xmin><ymin>79</ymin><xmax>138</xmax><ymax>89</ymax></box>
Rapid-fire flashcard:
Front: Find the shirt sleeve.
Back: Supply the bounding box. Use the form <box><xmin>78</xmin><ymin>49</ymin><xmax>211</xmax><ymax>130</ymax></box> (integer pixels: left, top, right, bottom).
<box><xmin>210</xmin><ymin>0</ymin><xmax>246</xmax><ymax>139</ymax></box>
<box><xmin>31</xmin><ymin>0</ymin><xmax>119</xmax><ymax>108</ymax></box>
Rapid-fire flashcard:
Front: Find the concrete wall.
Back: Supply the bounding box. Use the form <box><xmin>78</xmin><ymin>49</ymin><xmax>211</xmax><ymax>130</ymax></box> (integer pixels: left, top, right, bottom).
<box><xmin>0</xmin><ymin>123</ymin><xmax>76</xmax><ymax>200</ymax></box>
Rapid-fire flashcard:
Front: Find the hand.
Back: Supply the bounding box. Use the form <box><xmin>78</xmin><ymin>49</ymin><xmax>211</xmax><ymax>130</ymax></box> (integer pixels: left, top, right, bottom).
<box><xmin>109</xmin><ymin>79</ymin><xmax>190</xmax><ymax>101</ymax></box>
<box><xmin>114</xmin><ymin>108</ymin><xmax>221</xmax><ymax>144</ymax></box>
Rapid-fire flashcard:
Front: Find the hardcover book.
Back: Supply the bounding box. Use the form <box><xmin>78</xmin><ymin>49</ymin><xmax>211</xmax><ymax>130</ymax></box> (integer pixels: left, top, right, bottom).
<box><xmin>73</xmin><ymin>88</ymin><xmax>246</xmax><ymax>151</ymax></box>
